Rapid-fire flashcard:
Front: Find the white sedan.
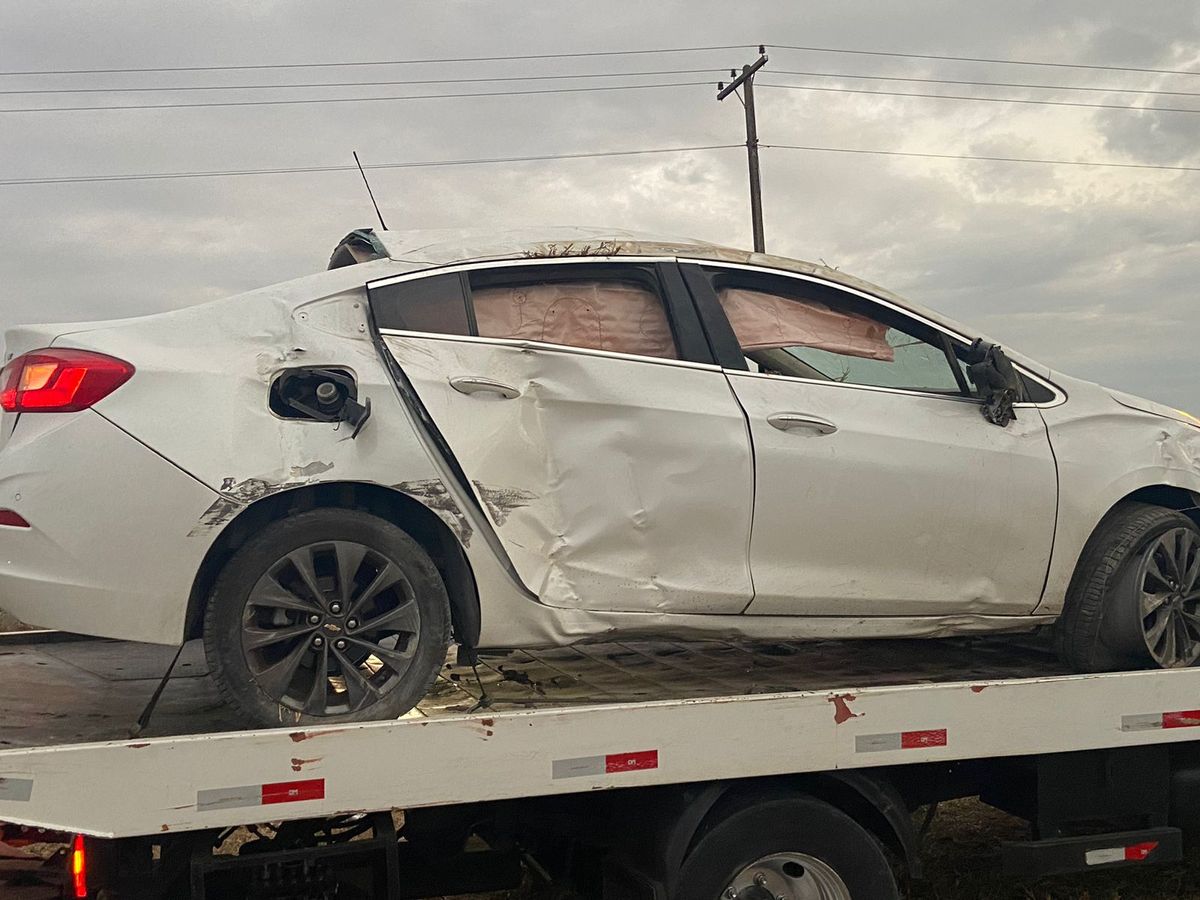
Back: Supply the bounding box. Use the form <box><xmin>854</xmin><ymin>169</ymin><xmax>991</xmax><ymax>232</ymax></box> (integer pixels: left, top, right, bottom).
<box><xmin>1</xmin><ymin>228</ymin><xmax>1197</xmax><ymax>727</ymax></box>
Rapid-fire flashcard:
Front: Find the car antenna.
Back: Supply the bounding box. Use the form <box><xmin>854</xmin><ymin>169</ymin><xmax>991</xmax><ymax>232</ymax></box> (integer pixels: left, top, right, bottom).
<box><xmin>352</xmin><ymin>150</ymin><xmax>389</xmax><ymax>231</ymax></box>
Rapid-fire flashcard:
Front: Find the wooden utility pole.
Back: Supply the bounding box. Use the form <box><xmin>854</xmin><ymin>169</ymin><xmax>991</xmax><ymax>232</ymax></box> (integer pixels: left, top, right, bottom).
<box><xmin>717</xmin><ymin>49</ymin><xmax>769</xmax><ymax>253</ymax></box>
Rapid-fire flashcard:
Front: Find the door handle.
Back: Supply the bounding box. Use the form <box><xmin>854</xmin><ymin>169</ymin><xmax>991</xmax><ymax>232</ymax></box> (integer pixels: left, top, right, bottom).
<box><xmin>449</xmin><ymin>376</ymin><xmax>521</xmax><ymax>400</ymax></box>
<box><xmin>767</xmin><ymin>413</ymin><xmax>838</xmax><ymax>435</ymax></box>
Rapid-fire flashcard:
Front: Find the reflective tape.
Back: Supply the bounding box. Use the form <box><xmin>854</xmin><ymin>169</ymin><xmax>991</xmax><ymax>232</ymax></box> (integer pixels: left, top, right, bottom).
<box><xmin>553</xmin><ymin>750</ymin><xmax>658</xmax><ymax>779</ymax></box>
<box><xmin>0</xmin><ymin>777</ymin><xmax>32</xmax><ymax>803</ymax></box>
<box><xmin>1121</xmin><ymin>710</ymin><xmax>1200</xmax><ymax>732</ymax></box>
<box><xmin>856</xmin><ymin>729</ymin><xmax>947</xmax><ymax>753</ymax></box>
<box><xmin>197</xmin><ymin>778</ymin><xmax>324</xmax><ymax>811</ymax></box>
<box><xmin>1085</xmin><ymin>841</ymin><xmax>1157</xmax><ymax>865</ymax></box>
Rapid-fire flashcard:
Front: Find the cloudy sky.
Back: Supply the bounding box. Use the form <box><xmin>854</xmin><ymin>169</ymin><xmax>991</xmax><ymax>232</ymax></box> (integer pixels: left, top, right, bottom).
<box><xmin>1</xmin><ymin>1</ymin><xmax>1196</xmax><ymax>408</ymax></box>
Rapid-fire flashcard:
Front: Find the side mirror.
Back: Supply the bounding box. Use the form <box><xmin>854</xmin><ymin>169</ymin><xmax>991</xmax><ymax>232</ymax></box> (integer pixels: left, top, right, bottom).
<box><xmin>964</xmin><ymin>339</ymin><xmax>1022</xmax><ymax>427</ymax></box>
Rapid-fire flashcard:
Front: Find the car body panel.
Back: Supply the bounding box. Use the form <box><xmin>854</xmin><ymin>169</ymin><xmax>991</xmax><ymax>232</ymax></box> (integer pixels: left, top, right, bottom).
<box><xmin>0</xmin><ymin>411</ymin><xmax>219</xmax><ymax>644</ymax></box>
<box><xmin>727</xmin><ymin>370</ymin><xmax>1058</xmax><ymax>616</ymax></box>
<box><xmin>2</xmin><ymin>228</ymin><xmax>1196</xmax><ymax>654</ymax></box>
<box><xmin>381</xmin><ymin>330</ymin><xmax>755</xmax><ymax>613</ymax></box>
<box><xmin>1034</xmin><ymin>373</ymin><xmax>1200</xmax><ymax>616</ymax></box>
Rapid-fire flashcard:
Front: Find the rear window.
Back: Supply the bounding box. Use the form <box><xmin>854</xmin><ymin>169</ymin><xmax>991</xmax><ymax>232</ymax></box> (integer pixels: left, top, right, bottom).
<box><xmin>369</xmin><ymin>273</ymin><xmax>470</xmax><ymax>335</ymax></box>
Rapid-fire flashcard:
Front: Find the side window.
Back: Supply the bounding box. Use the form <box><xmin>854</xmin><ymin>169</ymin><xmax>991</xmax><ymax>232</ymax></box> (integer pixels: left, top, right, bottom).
<box><xmin>468</xmin><ymin>269</ymin><xmax>678</xmax><ymax>360</ymax></box>
<box><xmin>369</xmin><ymin>272</ymin><xmax>471</xmax><ymax>336</ymax></box>
<box><xmin>715</xmin><ymin>279</ymin><xmax>964</xmax><ymax>394</ymax></box>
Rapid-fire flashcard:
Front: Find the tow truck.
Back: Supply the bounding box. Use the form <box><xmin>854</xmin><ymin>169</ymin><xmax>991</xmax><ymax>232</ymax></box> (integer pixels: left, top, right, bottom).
<box><xmin>3</xmin><ymin>627</ymin><xmax>1200</xmax><ymax>899</ymax></box>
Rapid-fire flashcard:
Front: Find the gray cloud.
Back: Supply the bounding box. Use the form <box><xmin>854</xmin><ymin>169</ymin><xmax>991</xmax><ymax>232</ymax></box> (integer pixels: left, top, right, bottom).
<box><xmin>0</xmin><ymin>0</ymin><xmax>1197</xmax><ymax>411</ymax></box>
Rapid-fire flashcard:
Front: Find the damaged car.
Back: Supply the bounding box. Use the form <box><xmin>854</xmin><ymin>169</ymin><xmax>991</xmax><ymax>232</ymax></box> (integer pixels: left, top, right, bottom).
<box><xmin>1</xmin><ymin>227</ymin><xmax>1198</xmax><ymax>728</ymax></box>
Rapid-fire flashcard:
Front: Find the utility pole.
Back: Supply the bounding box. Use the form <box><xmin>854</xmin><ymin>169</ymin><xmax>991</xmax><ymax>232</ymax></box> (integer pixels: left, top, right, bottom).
<box><xmin>717</xmin><ymin>48</ymin><xmax>768</xmax><ymax>253</ymax></box>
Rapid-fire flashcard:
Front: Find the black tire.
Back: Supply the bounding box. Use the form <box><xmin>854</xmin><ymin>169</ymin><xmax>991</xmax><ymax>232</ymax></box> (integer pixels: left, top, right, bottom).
<box><xmin>203</xmin><ymin>508</ymin><xmax>451</xmax><ymax>728</ymax></box>
<box><xmin>1057</xmin><ymin>501</ymin><xmax>1200</xmax><ymax>672</ymax></box>
<box><xmin>673</xmin><ymin>794</ymin><xmax>898</xmax><ymax>900</ymax></box>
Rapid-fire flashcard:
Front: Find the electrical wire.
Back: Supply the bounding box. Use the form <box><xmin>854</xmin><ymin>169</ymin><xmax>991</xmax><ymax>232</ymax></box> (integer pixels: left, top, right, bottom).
<box><xmin>0</xmin><ymin>45</ymin><xmax>757</xmax><ymax>77</ymax></box>
<box><xmin>758</xmin><ymin>81</ymin><xmax>1200</xmax><ymax>115</ymax></box>
<box><xmin>5</xmin><ymin>141</ymin><xmax>1199</xmax><ymax>188</ymax></box>
<box><xmin>763</xmin><ymin>142</ymin><xmax>1200</xmax><ymax>172</ymax></box>
<box><xmin>771</xmin><ymin>44</ymin><xmax>1200</xmax><ymax>78</ymax></box>
<box><xmin>0</xmin><ymin>144</ymin><xmax>744</xmax><ymax>186</ymax></box>
<box><xmin>0</xmin><ymin>80</ymin><xmax>715</xmax><ymax>113</ymax></box>
<box><xmin>771</xmin><ymin>69</ymin><xmax>1200</xmax><ymax>99</ymax></box>
<box><xmin>0</xmin><ymin>68</ymin><xmax>728</xmax><ymax>95</ymax></box>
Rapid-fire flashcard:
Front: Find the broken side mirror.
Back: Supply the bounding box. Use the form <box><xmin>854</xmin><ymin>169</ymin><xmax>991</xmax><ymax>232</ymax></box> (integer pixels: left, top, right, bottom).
<box><xmin>270</xmin><ymin>367</ymin><xmax>372</xmax><ymax>438</ymax></box>
<box><xmin>964</xmin><ymin>339</ymin><xmax>1022</xmax><ymax>427</ymax></box>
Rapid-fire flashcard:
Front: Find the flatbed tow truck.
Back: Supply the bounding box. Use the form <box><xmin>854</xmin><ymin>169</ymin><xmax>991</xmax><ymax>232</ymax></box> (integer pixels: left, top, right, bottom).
<box><xmin>3</xmin><ymin>628</ymin><xmax>1200</xmax><ymax>899</ymax></box>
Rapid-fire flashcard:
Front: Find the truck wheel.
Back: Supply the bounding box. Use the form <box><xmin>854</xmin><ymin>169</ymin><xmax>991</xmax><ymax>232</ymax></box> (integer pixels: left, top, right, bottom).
<box><xmin>1058</xmin><ymin>502</ymin><xmax>1200</xmax><ymax>672</ymax></box>
<box><xmin>203</xmin><ymin>508</ymin><xmax>451</xmax><ymax>727</ymax></box>
<box><xmin>673</xmin><ymin>795</ymin><xmax>898</xmax><ymax>900</ymax></box>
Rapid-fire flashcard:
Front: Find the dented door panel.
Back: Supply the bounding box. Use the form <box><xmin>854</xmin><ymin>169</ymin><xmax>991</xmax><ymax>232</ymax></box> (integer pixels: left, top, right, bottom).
<box><xmin>381</xmin><ymin>333</ymin><xmax>755</xmax><ymax>613</ymax></box>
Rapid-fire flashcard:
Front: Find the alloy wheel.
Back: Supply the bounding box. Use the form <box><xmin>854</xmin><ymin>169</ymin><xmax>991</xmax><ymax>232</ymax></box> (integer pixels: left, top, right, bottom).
<box><xmin>1138</xmin><ymin>527</ymin><xmax>1200</xmax><ymax>667</ymax></box>
<box><xmin>241</xmin><ymin>540</ymin><xmax>421</xmax><ymax>715</ymax></box>
<box><xmin>723</xmin><ymin>852</ymin><xmax>852</xmax><ymax>900</ymax></box>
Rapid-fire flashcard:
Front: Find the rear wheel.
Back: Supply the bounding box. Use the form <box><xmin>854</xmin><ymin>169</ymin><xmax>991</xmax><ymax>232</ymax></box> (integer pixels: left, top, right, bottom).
<box><xmin>1058</xmin><ymin>502</ymin><xmax>1200</xmax><ymax>671</ymax></box>
<box><xmin>673</xmin><ymin>795</ymin><xmax>898</xmax><ymax>900</ymax></box>
<box><xmin>203</xmin><ymin>509</ymin><xmax>451</xmax><ymax>727</ymax></box>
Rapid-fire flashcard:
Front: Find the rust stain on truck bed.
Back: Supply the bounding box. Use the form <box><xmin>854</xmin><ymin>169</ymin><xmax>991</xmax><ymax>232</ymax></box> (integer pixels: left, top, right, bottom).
<box><xmin>828</xmin><ymin>693</ymin><xmax>861</xmax><ymax>724</ymax></box>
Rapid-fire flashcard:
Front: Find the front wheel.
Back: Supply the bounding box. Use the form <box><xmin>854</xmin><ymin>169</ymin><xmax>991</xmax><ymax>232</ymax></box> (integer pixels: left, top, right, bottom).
<box><xmin>673</xmin><ymin>795</ymin><xmax>899</xmax><ymax>900</ymax></box>
<box><xmin>1058</xmin><ymin>502</ymin><xmax>1200</xmax><ymax>672</ymax></box>
<box><xmin>203</xmin><ymin>509</ymin><xmax>451</xmax><ymax>728</ymax></box>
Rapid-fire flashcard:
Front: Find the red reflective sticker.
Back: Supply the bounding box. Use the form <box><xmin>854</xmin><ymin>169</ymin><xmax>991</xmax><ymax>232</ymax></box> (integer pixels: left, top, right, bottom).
<box><xmin>901</xmin><ymin>729</ymin><xmax>948</xmax><ymax>749</ymax></box>
<box><xmin>1162</xmin><ymin>711</ymin><xmax>1200</xmax><ymax>729</ymax></box>
<box><xmin>605</xmin><ymin>750</ymin><xmax>658</xmax><ymax>774</ymax></box>
<box><xmin>1125</xmin><ymin>841</ymin><xmax>1158</xmax><ymax>861</ymax></box>
<box><xmin>260</xmin><ymin>778</ymin><xmax>325</xmax><ymax>805</ymax></box>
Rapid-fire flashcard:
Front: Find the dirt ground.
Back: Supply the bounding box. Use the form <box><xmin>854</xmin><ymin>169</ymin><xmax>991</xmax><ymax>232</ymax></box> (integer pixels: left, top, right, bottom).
<box><xmin>442</xmin><ymin>798</ymin><xmax>1200</xmax><ymax>900</ymax></box>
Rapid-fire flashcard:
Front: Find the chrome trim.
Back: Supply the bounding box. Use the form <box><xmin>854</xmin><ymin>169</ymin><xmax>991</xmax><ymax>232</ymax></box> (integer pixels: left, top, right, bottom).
<box><xmin>680</xmin><ymin>257</ymin><xmax>1067</xmax><ymax>409</ymax></box>
<box><xmin>726</xmin><ymin>367</ymin><xmax>984</xmax><ymax>405</ymax></box>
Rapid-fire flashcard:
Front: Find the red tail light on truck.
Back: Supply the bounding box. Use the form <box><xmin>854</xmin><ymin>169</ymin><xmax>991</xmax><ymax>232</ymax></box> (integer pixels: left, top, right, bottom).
<box><xmin>0</xmin><ymin>349</ymin><xmax>134</xmax><ymax>413</ymax></box>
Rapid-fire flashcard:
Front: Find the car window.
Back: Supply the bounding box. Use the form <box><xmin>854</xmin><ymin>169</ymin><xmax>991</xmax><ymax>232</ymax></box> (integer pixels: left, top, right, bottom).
<box><xmin>716</xmin><ymin>283</ymin><xmax>963</xmax><ymax>394</ymax></box>
<box><xmin>469</xmin><ymin>275</ymin><xmax>678</xmax><ymax>360</ymax></box>
<box><xmin>369</xmin><ymin>272</ymin><xmax>471</xmax><ymax>336</ymax></box>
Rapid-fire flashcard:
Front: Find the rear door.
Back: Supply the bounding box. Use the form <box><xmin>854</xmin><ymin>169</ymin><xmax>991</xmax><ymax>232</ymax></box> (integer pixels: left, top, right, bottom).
<box><xmin>681</xmin><ymin>261</ymin><xmax>1058</xmax><ymax>617</ymax></box>
<box><xmin>368</xmin><ymin>259</ymin><xmax>754</xmax><ymax>614</ymax></box>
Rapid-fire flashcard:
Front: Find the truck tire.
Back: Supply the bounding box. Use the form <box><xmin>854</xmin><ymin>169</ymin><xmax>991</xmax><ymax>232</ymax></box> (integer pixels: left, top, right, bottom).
<box><xmin>203</xmin><ymin>508</ymin><xmax>451</xmax><ymax>728</ymax></box>
<box><xmin>1057</xmin><ymin>502</ymin><xmax>1200</xmax><ymax>672</ymax></box>
<box><xmin>673</xmin><ymin>794</ymin><xmax>899</xmax><ymax>900</ymax></box>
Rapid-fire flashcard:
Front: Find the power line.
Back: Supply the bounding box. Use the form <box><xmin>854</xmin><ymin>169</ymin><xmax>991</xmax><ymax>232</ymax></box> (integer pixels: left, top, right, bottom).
<box><xmin>772</xmin><ymin>69</ymin><xmax>1200</xmax><ymax>99</ymax></box>
<box><xmin>771</xmin><ymin>44</ymin><xmax>1200</xmax><ymax>78</ymax></box>
<box><xmin>5</xmin><ymin>141</ymin><xmax>1198</xmax><ymax>188</ymax></box>
<box><xmin>0</xmin><ymin>68</ymin><xmax>727</xmax><ymax>95</ymax></box>
<box><xmin>0</xmin><ymin>80</ymin><xmax>714</xmax><ymax>113</ymax></box>
<box><xmin>0</xmin><ymin>45</ymin><xmax>756</xmax><ymax>77</ymax></box>
<box><xmin>758</xmin><ymin>81</ymin><xmax>1200</xmax><ymax>115</ymax></box>
<box><xmin>763</xmin><ymin>143</ymin><xmax>1200</xmax><ymax>173</ymax></box>
<box><xmin>0</xmin><ymin>144</ymin><xmax>743</xmax><ymax>186</ymax></box>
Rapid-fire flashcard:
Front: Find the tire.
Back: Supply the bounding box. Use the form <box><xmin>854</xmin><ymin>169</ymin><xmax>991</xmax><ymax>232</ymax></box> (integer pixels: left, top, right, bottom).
<box><xmin>673</xmin><ymin>794</ymin><xmax>898</xmax><ymax>900</ymax></box>
<box><xmin>203</xmin><ymin>508</ymin><xmax>451</xmax><ymax>728</ymax></box>
<box><xmin>1057</xmin><ymin>502</ymin><xmax>1200</xmax><ymax>672</ymax></box>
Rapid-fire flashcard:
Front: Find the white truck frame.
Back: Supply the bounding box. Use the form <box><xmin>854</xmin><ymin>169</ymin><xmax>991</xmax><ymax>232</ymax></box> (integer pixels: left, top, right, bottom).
<box><xmin>3</xmin><ymin>629</ymin><xmax>1200</xmax><ymax>898</ymax></box>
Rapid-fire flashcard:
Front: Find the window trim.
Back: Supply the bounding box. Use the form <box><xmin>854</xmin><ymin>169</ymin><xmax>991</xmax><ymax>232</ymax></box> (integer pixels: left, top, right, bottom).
<box><xmin>367</xmin><ymin>256</ymin><xmax>718</xmax><ymax>369</ymax></box>
<box><xmin>678</xmin><ymin>259</ymin><xmax>1066</xmax><ymax>409</ymax></box>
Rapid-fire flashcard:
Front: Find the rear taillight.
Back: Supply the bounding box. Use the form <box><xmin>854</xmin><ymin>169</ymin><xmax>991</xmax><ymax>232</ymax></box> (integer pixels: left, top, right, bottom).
<box><xmin>0</xmin><ymin>349</ymin><xmax>134</xmax><ymax>413</ymax></box>
<box><xmin>71</xmin><ymin>833</ymin><xmax>88</xmax><ymax>898</ymax></box>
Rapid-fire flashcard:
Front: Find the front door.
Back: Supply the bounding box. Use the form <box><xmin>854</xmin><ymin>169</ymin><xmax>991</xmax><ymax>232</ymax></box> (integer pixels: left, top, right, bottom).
<box><xmin>368</xmin><ymin>259</ymin><xmax>755</xmax><ymax>614</ymax></box>
<box><xmin>683</xmin><ymin>262</ymin><xmax>1059</xmax><ymax>617</ymax></box>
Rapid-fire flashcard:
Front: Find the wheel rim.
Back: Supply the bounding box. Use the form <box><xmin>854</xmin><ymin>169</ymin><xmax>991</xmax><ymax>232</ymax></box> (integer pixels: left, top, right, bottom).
<box><xmin>242</xmin><ymin>540</ymin><xmax>421</xmax><ymax>715</ymax></box>
<box><xmin>1138</xmin><ymin>527</ymin><xmax>1200</xmax><ymax>668</ymax></box>
<box><xmin>723</xmin><ymin>852</ymin><xmax>851</xmax><ymax>900</ymax></box>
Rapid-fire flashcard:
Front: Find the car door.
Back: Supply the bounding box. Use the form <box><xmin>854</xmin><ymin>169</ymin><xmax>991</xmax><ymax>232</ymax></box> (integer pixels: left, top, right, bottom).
<box><xmin>367</xmin><ymin>258</ymin><xmax>755</xmax><ymax>614</ymax></box>
<box><xmin>680</xmin><ymin>261</ymin><xmax>1058</xmax><ymax>617</ymax></box>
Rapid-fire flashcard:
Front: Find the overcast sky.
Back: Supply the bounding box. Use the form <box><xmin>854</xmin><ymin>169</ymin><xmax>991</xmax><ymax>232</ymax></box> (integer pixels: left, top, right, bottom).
<box><xmin>1</xmin><ymin>1</ymin><xmax>1196</xmax><ymax>409</ymax></box>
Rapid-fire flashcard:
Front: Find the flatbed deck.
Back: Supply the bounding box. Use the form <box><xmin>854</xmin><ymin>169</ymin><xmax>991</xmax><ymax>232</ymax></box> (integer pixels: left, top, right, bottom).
<box><xmin>4</xmin><ymin>631</ymin><xmax>1200</xmax><ymax>842</ymax></box>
